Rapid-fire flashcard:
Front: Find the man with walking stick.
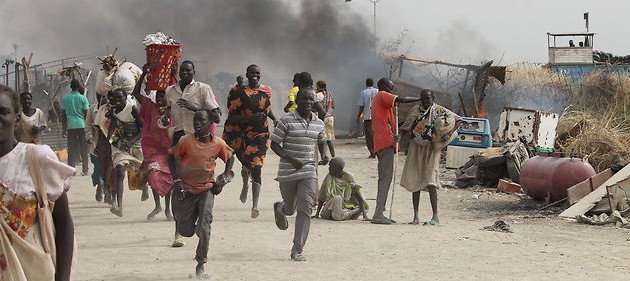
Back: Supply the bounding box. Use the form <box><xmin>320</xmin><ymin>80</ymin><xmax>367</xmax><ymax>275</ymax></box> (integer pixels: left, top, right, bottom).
<box><xmin>370</xmin><ymin>78</ymin><xmax>421</xmax><ymax>224</ymax></box>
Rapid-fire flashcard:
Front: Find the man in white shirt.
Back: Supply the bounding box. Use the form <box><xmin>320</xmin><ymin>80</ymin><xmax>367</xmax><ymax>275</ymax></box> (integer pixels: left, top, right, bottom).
<box><xmin>165</xmin><ymin>60</ymin><xmax>220</xmax><ymax>146</ymax></box>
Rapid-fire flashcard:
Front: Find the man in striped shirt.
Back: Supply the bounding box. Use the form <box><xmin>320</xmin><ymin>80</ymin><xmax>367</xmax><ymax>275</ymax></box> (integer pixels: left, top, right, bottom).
<box><xmin>270</xmin><ymin>88</ymin><xmax>329</xmax><ymax>262</ymax></box>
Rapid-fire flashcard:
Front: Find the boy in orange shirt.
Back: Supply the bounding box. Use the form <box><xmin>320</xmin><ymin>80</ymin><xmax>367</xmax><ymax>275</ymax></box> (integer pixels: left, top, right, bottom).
<box><xmin>169</xmin><ymin>108</ymin><xmax>235</xmax><ymax>279</ymax></box>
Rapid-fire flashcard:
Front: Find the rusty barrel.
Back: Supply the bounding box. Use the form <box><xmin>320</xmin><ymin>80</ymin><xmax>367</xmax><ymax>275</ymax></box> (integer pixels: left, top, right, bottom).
<box><xmin>520</xmin><ymin>156</ymin><xmax>595</xmax><ymax>201</ymax></box>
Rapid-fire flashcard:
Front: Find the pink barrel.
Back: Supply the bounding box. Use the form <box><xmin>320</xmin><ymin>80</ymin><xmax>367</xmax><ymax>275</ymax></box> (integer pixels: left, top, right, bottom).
<box><xmin>520</xmin><ymin>156</ymin><xmax>596</xmax><ymax>201</ymax></box>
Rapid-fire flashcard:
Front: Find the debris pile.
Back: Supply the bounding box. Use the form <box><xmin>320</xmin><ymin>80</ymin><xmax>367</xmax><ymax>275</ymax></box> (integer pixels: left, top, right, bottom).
<box><xmin>555</xmin><ymin>111</ymin><xmax>630</xmax><ymax>172</ymax></box>
<box><xmin>455</xmin><ymin>138</ymin><xmax>530</xmax><ymax>189</ymax></box>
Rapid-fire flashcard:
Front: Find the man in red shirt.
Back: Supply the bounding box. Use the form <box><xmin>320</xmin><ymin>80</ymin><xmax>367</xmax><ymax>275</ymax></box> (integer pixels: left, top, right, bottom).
<box><xmin>370</xmin><ymin>78</ymin><xmax>421</xmax><ymax>224</ymax></box>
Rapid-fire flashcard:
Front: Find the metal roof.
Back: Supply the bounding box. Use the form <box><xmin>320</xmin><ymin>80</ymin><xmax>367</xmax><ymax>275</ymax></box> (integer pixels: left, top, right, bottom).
<box><xmin>547</xmin><ymin>32</ymin><xmax>596</xmax><ymax>37</ymax></box>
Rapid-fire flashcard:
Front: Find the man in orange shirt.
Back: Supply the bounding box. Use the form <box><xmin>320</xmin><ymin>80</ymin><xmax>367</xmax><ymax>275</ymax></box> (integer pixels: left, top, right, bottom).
<box><xmin>370</xmin><ymin>78</ymin><xmax>421</xmax><ymax>224</ymax></box>
<box><xmin>170</xmin><ymin>108</ymin><xmax>235</xmax><ymax>279</ymax></box>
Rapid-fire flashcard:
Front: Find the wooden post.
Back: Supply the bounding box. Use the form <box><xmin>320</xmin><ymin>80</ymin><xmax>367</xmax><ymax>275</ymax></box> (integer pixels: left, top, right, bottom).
<box><xmin>14</xmin><ymin>62</ymin><xmax>20</xmax><ymax>92</ymax></box>
<box><xmin>461</xmin><ymin>69</ymin><xmax>470</xmax><ymax>97</ymax></box>
<box><xmin>21</xmin><ymin>53</ymin><xmax>33</xmax><ymax>93</ymax></box>
<box><xmin>45</xmin><ymin>75</ymin><xmax>63</xmax><ymax>150</ymax></box>
<box><xmin>398</xmin><ymin>55</ymin><xmax>404</xmax><ymax>79</ymax></box>
<box><xmin>471</xmin><ymin>88</ymin><xmax>480</xmax><ymax>117</ymax></box>
<box><xmin>34</xmin><ymin>65</ymin><xmax>39</xmax><ymax>84</ymax></box>
<box><xmin>458</xmin><ymin>92</ymin><xmax>468</xmax><ymax>117</ymax></box>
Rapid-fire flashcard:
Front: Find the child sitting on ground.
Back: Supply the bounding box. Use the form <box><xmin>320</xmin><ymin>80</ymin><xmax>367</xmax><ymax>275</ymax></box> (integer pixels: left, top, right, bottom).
<box><xmin>169</xmin><ymin>108</ymin><xmax>235</xmax><ymax>280</ymax></box>
<box><xmin>314</xmin><ymin>157</ymin><xmax>369</xmax><ymax>221</ymax></box>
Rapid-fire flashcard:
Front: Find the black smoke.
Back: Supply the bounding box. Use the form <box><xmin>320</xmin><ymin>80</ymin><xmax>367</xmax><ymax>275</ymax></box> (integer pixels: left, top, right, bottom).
<box><xmin>1</xmin><ymin>0</ymin><xmax>383</xmax><ymax>134</ymax></box>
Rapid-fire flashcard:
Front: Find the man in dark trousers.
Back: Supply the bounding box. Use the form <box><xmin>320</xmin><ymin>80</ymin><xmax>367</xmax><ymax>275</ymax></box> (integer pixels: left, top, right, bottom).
<box><xmin>370</xmin><ymin>78</ymin><xmax>421</xmax><ymax>224</ymax></box>
<box><xmin>270</xmin><ymin>88</ymin><xmax>328</xmax><ymax>261</ymax></box>
<box><xmin>357</xmin><ymin>78</ymin><xmax>378</xmax><ymax>158</ymax></box>
<box><xmin>61</xmin><ymin>79</ymin><xmax>90</xmax><ymax>175</ymax></box>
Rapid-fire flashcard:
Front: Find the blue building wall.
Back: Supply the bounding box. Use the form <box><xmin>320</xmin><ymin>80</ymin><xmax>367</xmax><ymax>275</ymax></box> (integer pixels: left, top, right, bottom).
<box><xmin>549</xmin><ymin>65</ymin><xmax>630</xmax><ymax>81</ymax></box>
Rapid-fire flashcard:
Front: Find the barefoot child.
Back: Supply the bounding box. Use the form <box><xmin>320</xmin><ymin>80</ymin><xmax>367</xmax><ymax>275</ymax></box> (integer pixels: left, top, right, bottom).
<box><xmin>106</xmin><ymin>88</ymin><xmax>145</xmax><ymax>217</ymax></box>
<box><xmin>169</xmin><ymin>108</ymin><xmax>234</xmax><ymax>279</ymax></box>
<box><xmin>313</xmin><ymin>157</ymin><xmax>369</xmax><ymax>221</ymax></box>
<box><xmin>132</xmin><ymin>66</ymin><xmax>174</xmax><ymax>221</ymax></box>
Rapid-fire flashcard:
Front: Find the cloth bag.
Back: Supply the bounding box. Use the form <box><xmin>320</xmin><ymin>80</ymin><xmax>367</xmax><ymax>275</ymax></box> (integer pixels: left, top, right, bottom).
<box><xmin>28</xmin><ymin>145</ymin><xmax>57</xmax><ymax>265</ymax></box>
<box><xmin>29</xmin><ymin>144</ymin><xmax>79</xmax><ymax>280</ymax></box>
<box><xmin>0</xmin><ymin>145</ymin><xmax>57</xmax><ymax>281</ymax></box>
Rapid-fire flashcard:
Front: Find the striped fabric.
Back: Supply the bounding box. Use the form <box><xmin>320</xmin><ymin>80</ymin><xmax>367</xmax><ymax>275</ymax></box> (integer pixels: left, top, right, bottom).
<box><xmin>270</xmin><ymin>111</ymin><xmax>326</xmax><ymax>182</ymax></box>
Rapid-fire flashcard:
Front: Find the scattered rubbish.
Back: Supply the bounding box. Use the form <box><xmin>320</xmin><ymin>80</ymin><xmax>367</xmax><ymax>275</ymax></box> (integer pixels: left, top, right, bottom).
<box><xmin>589</xmin><ymin>178</ymin><xmax>630</xmax><ymax>214</ymax></box>
<box><xmin>576</xmin><ymin>210</ymin><xmax>630</xmax><ymax>228</ymax></box>
<box><xmin>455</xmin><ymin>164</ymin><xmax>478</xmax><ymax>188</ymax></box>
<box><xmin>441</xmin><ymin>180</ymin><xmax>455</xmax><ymax>188</ymax></box>
<box><xmin>482</xmin><ymin>220</ymin><xmax>513</xmax><ymax>233</ymax></box>
<box><xmin>455</xmin><ymin>138</ymin><xmax>530</xmax><ymax>189</ymax></box>
<box><xmin>559</xmin><ymin>163</ymin><xmax>630</xmax><ymax>218</ymax></box>
<box><xmin>497</xmin><ymin>179</ymin><xmax>522</xmax><ymax>194</ymax></box>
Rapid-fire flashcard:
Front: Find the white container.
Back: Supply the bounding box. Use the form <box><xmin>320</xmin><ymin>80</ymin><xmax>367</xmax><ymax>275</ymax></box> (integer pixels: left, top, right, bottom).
<box><xmin>445</xmin><ymin>146</ymin><xmax>483</xmax><ymax>169</ymax></box>
<box><xmin>496</xmin><ymin>107</ymin><xmax>558</xmax><ymax>149</ymax></box>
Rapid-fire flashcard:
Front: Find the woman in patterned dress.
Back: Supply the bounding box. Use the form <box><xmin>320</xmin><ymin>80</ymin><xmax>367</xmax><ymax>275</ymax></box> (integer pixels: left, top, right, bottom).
<box><xmin>222</xmin><ymin>64</ymin><xmax>277</xmax><ymax>218</ymax></box>
<box><xmin>0</xmin><ymin>84</ymin><xmax>75</xmax><ymax>281</ymax></box>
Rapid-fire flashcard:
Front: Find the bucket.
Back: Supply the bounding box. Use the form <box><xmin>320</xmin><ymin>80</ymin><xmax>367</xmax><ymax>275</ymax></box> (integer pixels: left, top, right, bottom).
<box><xmin>145</xmin><ymin>44</ymin><xmax>182</xmax><ymax>90</ymax></box>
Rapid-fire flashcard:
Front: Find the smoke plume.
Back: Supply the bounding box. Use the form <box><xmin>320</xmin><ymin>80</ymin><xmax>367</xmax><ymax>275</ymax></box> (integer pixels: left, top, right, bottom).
<box><xmin>0</xmin><ymin>0</ymin><xmax>382</xmax><ymax>134</ymax></box>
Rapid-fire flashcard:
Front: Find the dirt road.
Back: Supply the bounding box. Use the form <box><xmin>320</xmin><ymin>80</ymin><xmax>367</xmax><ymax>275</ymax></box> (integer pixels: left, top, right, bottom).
<box><xmin>70</xmin><ymin>139</ymin><xmax>630</xmax><ymax>280</ymax></box>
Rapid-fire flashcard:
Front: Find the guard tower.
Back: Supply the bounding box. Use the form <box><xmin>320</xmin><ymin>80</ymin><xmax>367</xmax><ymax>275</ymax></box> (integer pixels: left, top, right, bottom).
<box><xmin>547</xmin><ymin>32</ymin><xmax>595</xmax><ymax>65</ymax></box>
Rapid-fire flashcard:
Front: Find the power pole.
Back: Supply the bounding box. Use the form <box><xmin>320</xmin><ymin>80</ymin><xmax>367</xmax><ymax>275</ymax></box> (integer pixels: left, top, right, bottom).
<box><xmin>12</xmin><ymin>44</ymin><xmax>18</xmax><ymax>90</ymax></box>
<box><xmin>14</xmin><ymin>61</ymin><xmax>20</xmax><ymax>92</ymax></box>
<box><xmin>345</xmin><ymin>0</ymin><xmax>381</xmax><ymax>38</ymax></box>
<box><xmin>369</xmin><ymin>0</ymin><xmax>380</xmax><ymax>38</ymax></box>
<box><xmin>2</xmin><ymin>59</ymin><xmax>14</xmax><ymax>86</ymax></box>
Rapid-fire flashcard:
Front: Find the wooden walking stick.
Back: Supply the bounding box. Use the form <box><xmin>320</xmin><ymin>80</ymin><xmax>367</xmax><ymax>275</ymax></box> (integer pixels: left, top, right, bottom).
<box><xmin>389</xmin><ymin>105</ymin><xmax>399</xmax><ymax>220</ymax></box>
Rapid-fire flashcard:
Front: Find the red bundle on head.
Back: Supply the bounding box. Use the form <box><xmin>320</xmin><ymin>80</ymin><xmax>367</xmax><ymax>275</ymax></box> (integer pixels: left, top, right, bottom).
<box><xmin>145</xmin><ymin>44</ymin><xmax>182</xmax><ymax>91</ymax></box>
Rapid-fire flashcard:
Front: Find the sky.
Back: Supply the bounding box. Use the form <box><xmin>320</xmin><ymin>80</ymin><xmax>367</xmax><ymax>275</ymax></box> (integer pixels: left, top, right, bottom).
<box><xmin>345</xmin><ymin>0</ymin><xmax>630</xmax><ymax>64</ymax></box>
<box><xmin>0</xmin><ymin>0</ymin><xmax>628</xmax><ymax>132</ymax></box>
<box><xmin>1</xmin><ymin>0</ymin><xmax>629</xmax><ymax>66</ymax></box>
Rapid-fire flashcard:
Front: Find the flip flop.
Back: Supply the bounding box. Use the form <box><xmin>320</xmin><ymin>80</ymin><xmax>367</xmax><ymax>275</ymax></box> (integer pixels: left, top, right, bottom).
<box><xmin>423</xmin><ymin>220</ymin><xmax>441</xmax><ymax>226</ymax></box>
